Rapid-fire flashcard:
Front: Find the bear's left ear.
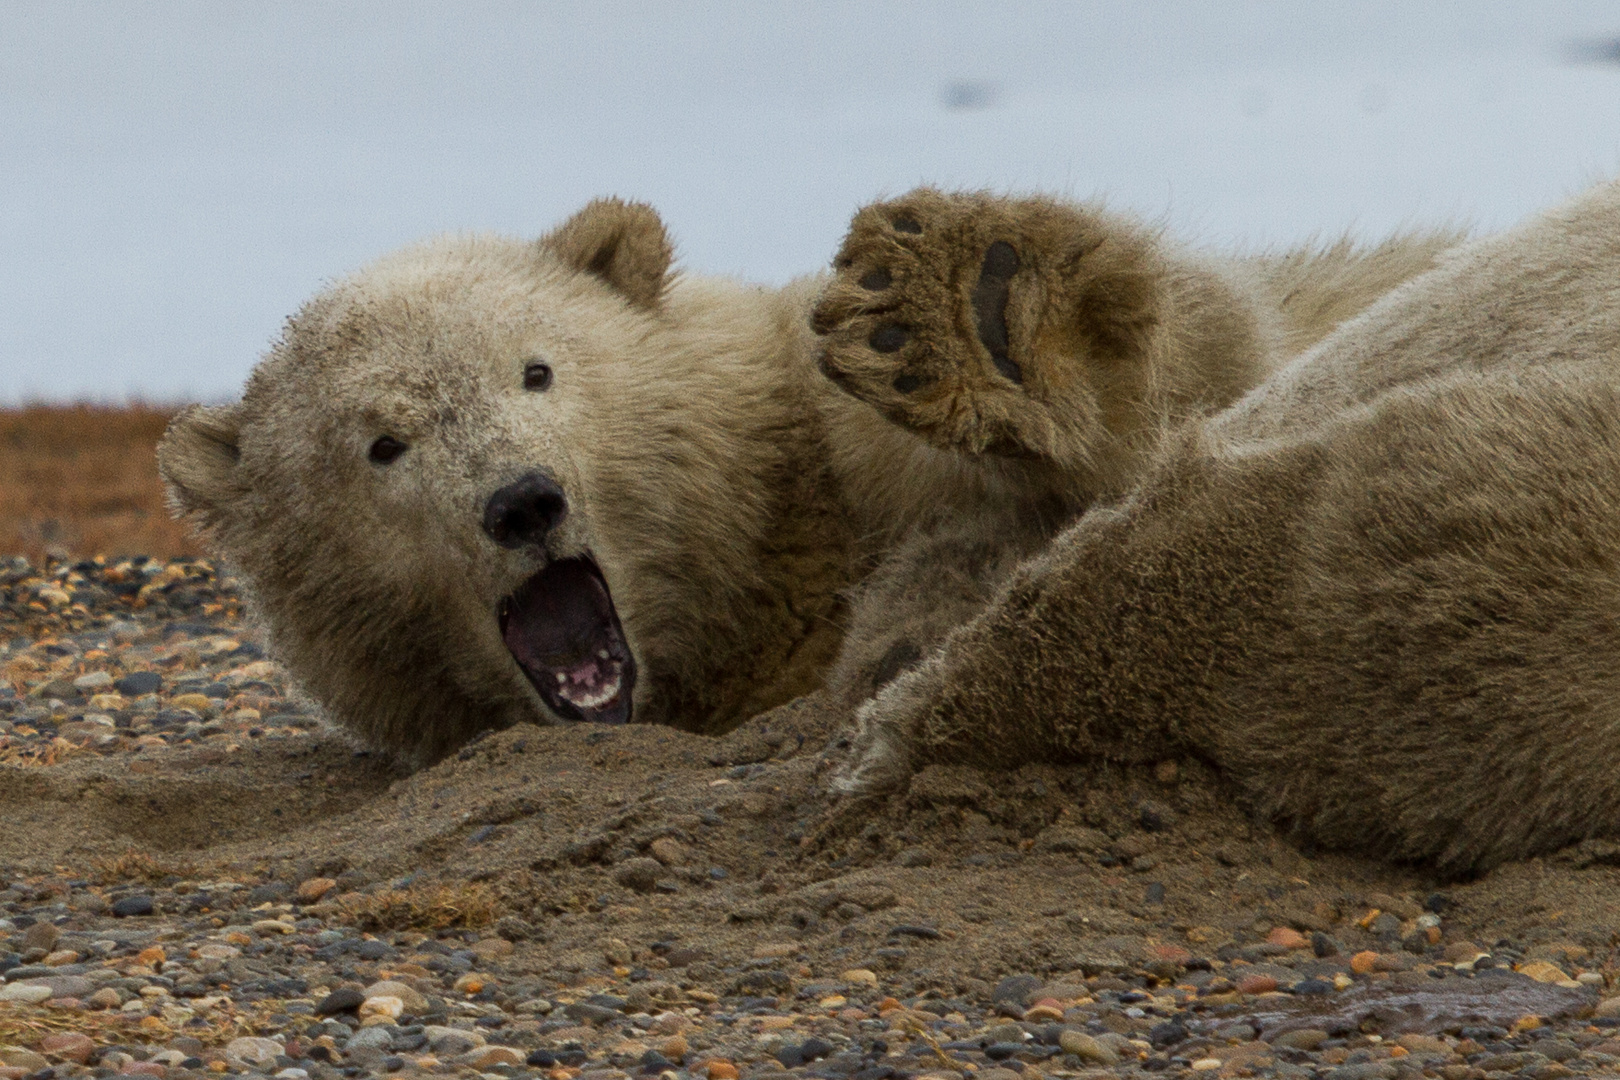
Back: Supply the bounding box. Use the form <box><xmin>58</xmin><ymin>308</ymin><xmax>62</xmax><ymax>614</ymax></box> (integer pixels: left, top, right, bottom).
<box><xmin>157</xmin><ymin>403</ymin><xmax>250</xmax><ymax>529</ymax></box>
<box><xmin>540</xmin><ymin>197</ymin><xmax>674</xmax><ymax>309</ymax></box>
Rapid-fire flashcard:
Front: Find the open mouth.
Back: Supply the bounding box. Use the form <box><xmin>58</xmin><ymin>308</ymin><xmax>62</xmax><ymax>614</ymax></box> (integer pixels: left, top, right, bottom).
<box><xmin>499</xmin><ymin>556</ymin><xmax>635</xmax><ymax>724</ymax></box>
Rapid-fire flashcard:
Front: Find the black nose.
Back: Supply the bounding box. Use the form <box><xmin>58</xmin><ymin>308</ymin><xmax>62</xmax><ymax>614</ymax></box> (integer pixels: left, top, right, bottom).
<box><xmin>483</xmin><ymin>472</ymin><xmax>568</xmax><ymax>548</ymax></box>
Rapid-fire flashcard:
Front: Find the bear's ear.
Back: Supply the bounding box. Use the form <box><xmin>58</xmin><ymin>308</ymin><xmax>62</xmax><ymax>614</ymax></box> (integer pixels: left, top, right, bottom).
<box><xmin>157</xmin><ymin>403</ymin><xmax>249</xmax><ymax>526</ymax></box>
<box><xmin>540</xmin><ymin>197</ymin><xmax>674</xmax><ymax>309</ymax></box>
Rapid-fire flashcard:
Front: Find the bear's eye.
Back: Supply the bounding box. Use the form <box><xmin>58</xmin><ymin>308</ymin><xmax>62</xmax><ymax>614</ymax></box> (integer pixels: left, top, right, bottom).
<box><xmin>369</xmin><ymin>436</ymin><xmax>408</xmax><ymax>464</ymax></box>
<box><xmin>523</xmin><ymin>361</ymin><xmax>553</xmax><ymax>392</ymax></box>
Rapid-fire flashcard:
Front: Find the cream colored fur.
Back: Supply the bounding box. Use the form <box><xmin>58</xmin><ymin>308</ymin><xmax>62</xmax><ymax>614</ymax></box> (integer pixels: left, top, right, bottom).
<box><xmin>160</xmin><ymin>192</ymin><xmax>1450</xmax><ymax>770</ymax></box>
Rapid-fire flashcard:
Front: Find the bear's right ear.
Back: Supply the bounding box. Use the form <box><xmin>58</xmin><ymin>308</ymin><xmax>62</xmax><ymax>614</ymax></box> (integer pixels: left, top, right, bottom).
<box><xmin>157</xmin><ymin>403</ymin><xmax>249</xmax><ymax>527</ymax></box>
<box><xmin>540</xmin><ymin>197</ymin><xmax>673</xmax><ymax>309</ymax></box>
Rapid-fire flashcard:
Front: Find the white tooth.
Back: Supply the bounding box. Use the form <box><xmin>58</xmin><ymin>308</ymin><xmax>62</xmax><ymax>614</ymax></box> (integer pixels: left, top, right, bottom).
<box><xmin>561</xmin><ymin>668</ymin><xmax>623</xmax><ymax>710</ymax></box>
<box><xmin>556</xmin><ymin>672</ymin><xmax>567</xmax><ymax>684</ymax></box>
<box><xmin>597</xmin><ymin>650</ymin><xmax>609</xmax><ymax>659</ymax></box>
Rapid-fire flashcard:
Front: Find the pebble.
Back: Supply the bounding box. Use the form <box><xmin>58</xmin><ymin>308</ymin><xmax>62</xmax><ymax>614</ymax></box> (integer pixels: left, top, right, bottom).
<box><xmin>1517</xmin><ymin>960</ymin><xmax>1570</xmax><ymax>983</ymax></box>
<box><xmin>1273</xmin><ymin>1028</ymin><xmax>1330</xmax><ymax>1050</ymax></box>
<box><xmin>315</xmin><ymin>987</ymin><xmax>366</xmax><ymax>1014</ymax></box>
<box><xmin>295</xmin><ymin>876</ymin><xmax>337</xmax><ymax>902</ymax></box>
<box><xmin>223</xmin><ymin>1037</ymin><xmax>282</xmax><ymax>1067</ymax></box>
<box><xmin>1059</xmin><ymin>1030</ymin><xmax>1119</xmax><ymax>1065</ymax></box>
<box><xmin>38</xmin><ymin>1033</ymin><xmax>96</xmax><ymax>1063</ymax></box>
<box><xmin>648</xmin><ymin>837</ymin><xmax>687</xmax><ymax>866</ymax></box>
<box><xmin>20</xmin><ymin>921</ymin><xmax>60</xmax><ymax>953</ymax></box>
<box><xmin>463</xmin><ymin>1045</ymin><xmax>524</xmax><ymax>1067</ymax></box>
<box><xmin>0</xmin><ymin>1051</ymin><xmax>49</xmax><ymax>1073</ymax></box>
<box><xmin>0</xmin><ymin>983</ymin><xmax>52</xmax><ymax>1004</ymax></box>
<box><xmin>363</xmin><ymin>979</ymin><xmax>428</xmax><ymax>1012</ymax></box>
<box><xmin>110</xmin><ymin>895</ymin><xmax>154</xmax><ymax>917</ymax></box>
<box><xmin>71</xmin><ymin>670</ymin><xmax>113</xmax><ymax>691</ymax></box>
<box><xmin>1267</xmin><ymin>926</ymin><xmax>1310</xmax><ymax>950</ymax></box>
<box><xmin>345</xmin><ymin>1027</ymin><xmax>394</xmax><ymax>1053</ymax></box>
<box><xmin>613</xmin><ymin>856</ymin><xmax>664</xmax><ymax>893</ymax></box>
<box><xmin>114</xmin><ymin>671</ymin><xmax>163</xmax><ymax>696</ymax></box>
<box><xmin>358</xmin><ymin>993</ymin><xmax>403</xmax><ymax>1020</ymax></box>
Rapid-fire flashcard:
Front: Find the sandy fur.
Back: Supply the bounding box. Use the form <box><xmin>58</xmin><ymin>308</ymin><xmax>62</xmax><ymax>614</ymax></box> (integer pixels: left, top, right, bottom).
<box><xmin>842</xmin><ymin>179</ymin><xmax>1620</xmax><ymax>873</ymax></box>
<box><xmin>160</xmin><ymin>191</ymin><xmax>1451</xmax><ymax>774</ymax></box>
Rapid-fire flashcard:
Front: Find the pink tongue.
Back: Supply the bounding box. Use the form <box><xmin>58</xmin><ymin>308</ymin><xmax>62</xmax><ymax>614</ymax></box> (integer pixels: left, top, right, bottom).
<box><xmin>563</xmin><ymin>658</ymin><xmax>611</xmax><ymax>693</ymax></box>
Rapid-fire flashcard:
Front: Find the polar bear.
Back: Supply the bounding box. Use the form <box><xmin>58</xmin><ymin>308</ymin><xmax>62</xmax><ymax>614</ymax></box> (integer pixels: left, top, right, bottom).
<box><xmin>834</xmin><ymin>179</ymin><xmax>1620</xmax><ymax>873</ymax></box>
<box><xmin>158</xmin><ymin>192</ymin><xmax>1448</xmax><ymax>767</ymax></box>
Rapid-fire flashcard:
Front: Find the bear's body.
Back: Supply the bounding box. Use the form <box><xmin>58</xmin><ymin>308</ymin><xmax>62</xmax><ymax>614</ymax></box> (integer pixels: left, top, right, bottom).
<box><xmin>161</xmin><ymin>194</ymin><xmax>1438</xmax><ymax>767</ymax></box>
<box><xmin>841</xmin><ymin>179</ymin><xmax>1620</xmax><ymax>873</ymax></box>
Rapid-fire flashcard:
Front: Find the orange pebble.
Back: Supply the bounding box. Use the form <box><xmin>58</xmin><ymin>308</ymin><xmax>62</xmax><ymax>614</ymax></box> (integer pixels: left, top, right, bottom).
<box><xmin>1023</xmin><ymin>999</ymin><xmax>1066</xmax><ymax>1021</ymax></box>
<box><xmin>136</xmin><ymin>946</ymin><xmax>166</xmax><ymax>965</ymax></box>
<box><xmin>706</xmin><ymin>1063</ymin><xmax>739</xmax><ymax>1080</ymax></box>
<box><xmin>1237</xmin><ymin>974</ymin><xmax>1278</xmax><ymax>994</ymax></box>
<box><xmin>1266</xmin><ymin>927</ymin><xmax>1310</xmax><ymax>950</ymax></box>
<box><xmin>877</xmin><ymin>997</ymin><xmax>902</xmax><ymax>1013</ymax></box>
<box><xmin>1388</xmin><ymin>1046</ymin><xmax>1409</xmax><ymax>1058</ymax></box>
<box><xmin>1350</xmin><ymin>950</ymin><xmax>1379</xmax><ymax>974</ymax></box>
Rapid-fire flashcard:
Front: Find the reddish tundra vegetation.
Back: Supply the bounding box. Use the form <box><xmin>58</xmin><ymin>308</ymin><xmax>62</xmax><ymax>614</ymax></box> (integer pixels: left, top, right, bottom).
<box><xmin>0</xmin><ymin>405</ymin><xmax>203</xmax><ymax>564</ymax></box>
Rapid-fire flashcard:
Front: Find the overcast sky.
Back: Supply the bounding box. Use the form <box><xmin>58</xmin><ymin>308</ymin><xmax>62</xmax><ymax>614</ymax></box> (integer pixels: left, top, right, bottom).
<box><xmin>5</xmin><ymin>2</ymin><xmax>1620</xmax><ymax>403</ymax></box>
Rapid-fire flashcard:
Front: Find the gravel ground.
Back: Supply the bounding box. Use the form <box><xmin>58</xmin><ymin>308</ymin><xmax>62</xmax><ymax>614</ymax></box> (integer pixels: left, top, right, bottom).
<box><xmin>6</xmin><ymin>554</ymin><xmax>1620</xmax><ymax>1080</ymax></box>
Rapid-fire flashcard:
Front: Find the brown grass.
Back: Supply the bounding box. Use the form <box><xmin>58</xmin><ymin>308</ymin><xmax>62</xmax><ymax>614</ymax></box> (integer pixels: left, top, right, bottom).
<box><xmin>334</xmin><ymin>882</ymin><xmax>500</xmax><ymax>931</ymax></box>
<box><xmin>0</xmin><ymin>404</ymin><xmax>203</xmax><ymax>562</ymax></box>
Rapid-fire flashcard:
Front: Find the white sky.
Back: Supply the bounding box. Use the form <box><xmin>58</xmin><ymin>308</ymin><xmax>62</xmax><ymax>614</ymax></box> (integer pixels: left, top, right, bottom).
<box><xmin>4</xmin><ymin>2</ymin><xmax>1620</xmax><ymax>402</ymax></box>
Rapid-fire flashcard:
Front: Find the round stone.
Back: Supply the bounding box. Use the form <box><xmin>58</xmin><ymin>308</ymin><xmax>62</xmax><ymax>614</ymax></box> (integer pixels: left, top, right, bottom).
<box><xmin>224</xmin><ymin>1037</ymin><xmax>283</xmax><ymax>1067</ymax></box>
<box><xmin>315</xmin><ymin>988</ymin><xmax>366</xmax><ymax>1015</ymax></box>
<box><xmin>0</xmin><ymin>983</ymin><xmax>53</xmax><ymax>1004</ymax></box>
<box><xmin>358</xmin><ymin>995</ymin><xmax>403</xmax><ymax>1021</ymax></box>
<box><xmin>114</xmin><ymin>672</ymin><xmax>163</xmax><ymax>696</ymax></box>
<box><xmin>613</xmin><ymin>857</ymin><xmax>663</xmax><ymax>893</ymax></box>
<box><xmin>1059</xmin><ymin>1030</ymin><xmax>1118</xmax><ymax>1065</ymax></box>
<box><xmin>110</xmin><ymin>895</ymin><xmax>154</xmax><ymax>918</ymax></box>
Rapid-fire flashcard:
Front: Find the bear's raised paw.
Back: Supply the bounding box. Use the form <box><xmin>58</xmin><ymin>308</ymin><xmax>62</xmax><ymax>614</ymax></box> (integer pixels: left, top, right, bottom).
<box><xmin>811</xmin><ymin>187</ymin><xmax>1168</xmax><ymax>469</ymax></box>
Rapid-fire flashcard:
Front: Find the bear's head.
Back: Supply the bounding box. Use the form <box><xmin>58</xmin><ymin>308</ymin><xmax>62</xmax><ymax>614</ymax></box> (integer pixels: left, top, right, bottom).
<box><xmin>159</xmin><ymin>199</ymin><xmax>781</xmax><ymax>765</ymax></box>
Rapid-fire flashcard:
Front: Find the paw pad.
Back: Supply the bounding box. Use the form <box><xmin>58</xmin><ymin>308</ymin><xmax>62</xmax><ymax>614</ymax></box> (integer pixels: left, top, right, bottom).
<box><xmin>970</xmin><ymin>241</ymin><xmax>1022</xmax><ymax>384</ymax></box>
<box><xmin>869</xmin><ymin>324</ymin><xmax>909</xmax><ymax>353</ymax></box>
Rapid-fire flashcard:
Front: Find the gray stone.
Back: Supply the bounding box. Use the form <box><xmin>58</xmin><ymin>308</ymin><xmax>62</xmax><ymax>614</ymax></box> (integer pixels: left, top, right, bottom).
<box><xmin>1271</xmin><ymin>1028</ymin><xmax>1330</xmax><ymax>1051</ymax></box>
<box><xmin>564</xmin><ymin>1002</ymin><xmax>622</xmax><ymax>1023</ymax></box>
<box><xmin>343</xmin><ymin>1027</ymin><xmax>395</xmax><ymax>1054</ymax></box>
<box><xmin>16</xmin><ymin>974</ymin><xmax>94</xmax><ymax>998</ymax></box>
<box><xmin>114</xmin><ymin>671</ymin><xmax>163</xmax><ymax>696</ymax></box>
<box><xmin>110</xmin><ymin>895</ymin><xmax>154</xmax><ymax>918</ymax></box>
<box><xmin>990</xmin><ymin>973</ymin><xmax>1042</xmax><ymax>1006</ymax></box>
<box><xmin>21</xmin><ymin>921</ymin><xmax>61</xmax><ymax>953</ymax></box>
